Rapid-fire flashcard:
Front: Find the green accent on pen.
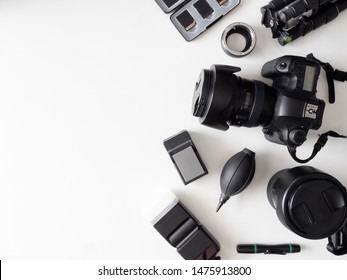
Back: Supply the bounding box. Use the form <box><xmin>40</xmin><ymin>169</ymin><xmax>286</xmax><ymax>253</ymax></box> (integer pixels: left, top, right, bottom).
<box><xmin>289</xmin><ymin>244</ymin><xmax>293</xmax><ymax>253</ymax></box>
<box><xmin>254</xmin><ymin>244</ymin><xmax>257</xmax><ymax>254</ymax></box>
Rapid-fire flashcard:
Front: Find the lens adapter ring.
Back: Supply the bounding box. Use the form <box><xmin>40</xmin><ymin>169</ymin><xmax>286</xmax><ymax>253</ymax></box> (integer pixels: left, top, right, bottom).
<box><xmin>221</xmin><ymin>22</ymin><xmax>256</xmax><ymax>57</ymax></box>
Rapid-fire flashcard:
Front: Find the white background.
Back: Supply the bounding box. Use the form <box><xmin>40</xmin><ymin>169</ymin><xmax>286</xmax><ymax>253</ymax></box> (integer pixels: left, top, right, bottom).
<box><xmin>0</xmin><ymin>0</ymin><xmax>347</xmax><ymax>260</ymax></box>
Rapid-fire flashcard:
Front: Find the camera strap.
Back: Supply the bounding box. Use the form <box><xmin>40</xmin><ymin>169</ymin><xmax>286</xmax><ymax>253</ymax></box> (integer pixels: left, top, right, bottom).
<box><xmin>288</xmin><ymin>54</ymin><xmax>347</xmax><ymax>163</ymax></box>
<box><xmin>307</xmin><ymin>53</ymin><xmax>347</xmax><ymax>104</ymax></box>
<box><xmin>327</xmin><ymin>222</ymin><xmax>347</xmax><ymax>256</ymax></box>
<box><xmin>288</xmin><ymin>131</ymin><xmax>347</xmax><ymax>164</ymax></box>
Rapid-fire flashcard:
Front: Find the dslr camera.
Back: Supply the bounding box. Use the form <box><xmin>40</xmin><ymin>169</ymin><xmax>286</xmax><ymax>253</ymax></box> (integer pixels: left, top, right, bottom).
<box><xmin>192</xmin><ymin>55</ymin><xmax>325</xmax><ymax>150</ymax></box>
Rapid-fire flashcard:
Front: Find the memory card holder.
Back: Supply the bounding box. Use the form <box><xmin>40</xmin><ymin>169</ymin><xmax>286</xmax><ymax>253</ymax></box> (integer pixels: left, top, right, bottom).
<box><xmin>155</xmin><ymin>0</ymin><xmax>241</xmax><ymax>41</ymax></box>
<box><xmin>155</xmin><ymin>0</ymin><xmax>189</xmax><ymax>13</ymax></box>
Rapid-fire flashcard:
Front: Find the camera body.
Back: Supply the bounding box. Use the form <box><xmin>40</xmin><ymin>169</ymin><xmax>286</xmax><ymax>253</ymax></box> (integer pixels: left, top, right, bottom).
<box><xmin>192</xmin><ymin>55</ymin><xmax>326</xmax><ymax>148</ymax></box>
<box><xmin>261</xmin><ymin>55</ymin><xmax>325</xmax><ymax>146</ymax></box>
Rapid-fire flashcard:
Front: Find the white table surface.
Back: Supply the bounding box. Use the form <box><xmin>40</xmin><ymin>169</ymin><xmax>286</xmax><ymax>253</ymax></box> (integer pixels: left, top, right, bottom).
<box><xmin>1</xmin><ymin>0</ymin><xmax>347</xmax><ymax>260</ymax></box>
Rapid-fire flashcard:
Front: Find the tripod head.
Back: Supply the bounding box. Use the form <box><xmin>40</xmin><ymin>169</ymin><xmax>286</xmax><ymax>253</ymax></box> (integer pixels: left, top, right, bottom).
<box><xmin>261</xmin><ymin>0</ymin><xmax>347</xmax><ymax>45</ymax></box>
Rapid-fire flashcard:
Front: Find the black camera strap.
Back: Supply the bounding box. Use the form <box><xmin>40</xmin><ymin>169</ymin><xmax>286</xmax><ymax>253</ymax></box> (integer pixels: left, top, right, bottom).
<box><xmin>307</xmin><ymin>53</ymin><xmax>347</xmax><ymax>104</ymax></box>
<box><xmin>287</xmin><ymin>54</ymin><xmax>347</xmax><ymax>163</ymax></box>
<box><xmin>288</xmin><ymin>131</ymin><xmax>347</xmax><ymax>164</ymax></box>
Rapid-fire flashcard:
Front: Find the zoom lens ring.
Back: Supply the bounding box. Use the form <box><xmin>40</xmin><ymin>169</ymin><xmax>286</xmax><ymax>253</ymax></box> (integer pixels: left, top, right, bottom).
<box><xmin>245</xmin><ymin>81</ymin><xmax>265</xmax><ymax>127</ymax></box>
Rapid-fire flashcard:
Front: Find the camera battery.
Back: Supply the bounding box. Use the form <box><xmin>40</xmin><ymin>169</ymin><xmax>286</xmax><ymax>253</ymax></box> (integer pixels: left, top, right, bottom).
<box><xmin>163</xmin><ymin>130</ymin><xmax>208</xmax><ymax>185</ymax></box>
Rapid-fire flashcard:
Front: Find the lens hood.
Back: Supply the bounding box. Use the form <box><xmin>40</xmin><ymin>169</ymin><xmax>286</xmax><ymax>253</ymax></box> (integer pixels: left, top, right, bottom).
<box><xmin>192</xmin><ymin>65</ymin><xmax>241</xmax><ymax>131</ymax></box>
<box><xmin>268</xmin><ymin>166</ymin><xmax>347</xmax><ymax>240</ymax></box>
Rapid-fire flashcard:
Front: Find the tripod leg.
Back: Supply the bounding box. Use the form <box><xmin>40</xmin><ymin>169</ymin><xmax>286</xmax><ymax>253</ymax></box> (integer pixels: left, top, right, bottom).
<box><xmin>266</xmin><ymin>0</ymin><xmax>296</xmax><ymax>10</ymax></box>
<box><xmin>278</xmin><ymin>0</ymin><xmax>347</xmax><ymax>45</ymax></box>
<box><xmin>278</xmin><ymin>0</ymin><xmax>327</xmax><ymax>23</ymax></box>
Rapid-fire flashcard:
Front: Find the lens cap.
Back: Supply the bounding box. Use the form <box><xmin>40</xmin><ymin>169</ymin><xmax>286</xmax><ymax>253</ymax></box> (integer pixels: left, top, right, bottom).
<box><xmin>288</xmin><ymin>178</ymin><xmax>347</xmax><ymax>239</ymax></box>
<box><xmin>268</xmin><ymin>166</ymin><xmax>347</xmax><ymax>240</ymax></box>
<box><xmin>192</xmin><ymin>69</ymin><xmax>212</xmax><ymax>118</ymax></box>
<box><xmin>192</xmin><ymin>65</ymin><xmax>241</xmax><ymax>131</ymax></box>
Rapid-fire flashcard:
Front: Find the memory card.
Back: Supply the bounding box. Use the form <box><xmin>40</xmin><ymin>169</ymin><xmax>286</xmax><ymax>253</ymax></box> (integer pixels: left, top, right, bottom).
<box><xmin>171</xmin><ymin>0</ymin><xmax>241</xmax><ymax>41</ymax></box>
<box><xmin>155</xmin><ymin>0</ymin><xmax>241</xmax><ymax>41</ymax></box>
<box><xmin>155</xmin><ymin>0</ymin><xmax>189</xmax><ymax>13</ymax></box>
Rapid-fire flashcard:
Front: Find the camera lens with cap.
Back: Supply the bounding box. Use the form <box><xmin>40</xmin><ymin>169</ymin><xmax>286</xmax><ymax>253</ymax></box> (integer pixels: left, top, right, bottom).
<box><xmin>267</xmin><ymin>166</ymin><xmax>347</xmax><ymax>240</ymax></box>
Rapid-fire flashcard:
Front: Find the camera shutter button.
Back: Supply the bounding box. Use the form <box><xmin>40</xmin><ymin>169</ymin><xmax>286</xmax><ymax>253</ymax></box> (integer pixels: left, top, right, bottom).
<box><xmin>289</xmin><ymin>129</ymin><xmax>307</xmax><ymax>145</ymax></box>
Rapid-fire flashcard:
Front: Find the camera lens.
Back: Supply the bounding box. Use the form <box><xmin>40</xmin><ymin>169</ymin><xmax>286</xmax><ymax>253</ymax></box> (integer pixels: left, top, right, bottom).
<box><xmin>192</xmin><ymin>65</ymin><xmax>277</xmax><ymax>130</ymax></box>
<box><xmin>267</xmin><ymin>166</ymin><xmax>347</xmax><ymax>239</ymax></box>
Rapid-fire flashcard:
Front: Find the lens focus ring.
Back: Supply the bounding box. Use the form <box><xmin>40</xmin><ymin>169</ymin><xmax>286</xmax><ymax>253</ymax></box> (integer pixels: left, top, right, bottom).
<box><xmin>245</xmin><ymin>81</ymin><xmax>265</xmax><ymax>127</ymax></box>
